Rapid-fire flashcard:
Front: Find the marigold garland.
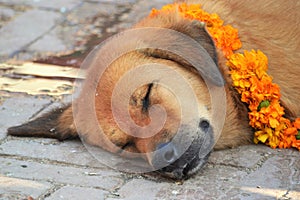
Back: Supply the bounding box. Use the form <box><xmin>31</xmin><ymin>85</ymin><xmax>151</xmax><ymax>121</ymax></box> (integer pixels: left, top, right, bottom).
<box><xmin>150</xmin><ymin>3</ymin><xmax>300</xmax><ymax>150</ymax></box>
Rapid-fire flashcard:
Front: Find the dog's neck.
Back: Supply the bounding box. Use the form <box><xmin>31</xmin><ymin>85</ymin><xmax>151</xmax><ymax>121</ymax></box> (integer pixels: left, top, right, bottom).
<box><xmin>215</xmin><ymin>49</ymin><xmax>253</xmax><ymax>149</ymax></box>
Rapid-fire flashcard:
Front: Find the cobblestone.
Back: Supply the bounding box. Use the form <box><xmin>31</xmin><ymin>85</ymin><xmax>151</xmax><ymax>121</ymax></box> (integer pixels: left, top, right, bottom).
<box><xmin>208</xmin><ymin>145</ymin><xmax>266</xmax><ymax>169</ymax></box>
<box><xmin>0</xmin><ymin>0</ymin><xmax>82</xmax><ymax>11</ymax></box>
<box><xmin>156</xmin><ymin>164</ymin><xmax>248</xmax><ymax>199</ymax></box>
<box><xmin>0</xmin><ymin>139</ymin><xmax>104</xmax><ymax>168</ymax></box>
<box><xmin>0</xmin><ymin>175</ymin><xmax>52</xmax><ymax>200</ymax></box>
<box><xmin>0</xmin><ymin>9</ymin><xmax>61</xmax><ymax>57</ymax></box>
<box><xmin>0</xmin><ymin>95</ymin><xmax>52</xmax><ymax>140</ymax></box>
<box><xmin>44</xmin><ymin>185</ymin><xmax>109</xmax><ymax>200</ymax></box>
<box><xmin>28</xmin><ymin>29</ymin><xmax>70</xmax><ymax>53</ymax></box>
<box><xmin>117</xmin><ymin>179</ymin><xmax>169</xmax><ymax>200</ymax></box>
<box><xmin>0</xmin><ymin>157</ymin><xmax>123</xmax><ymax>190</ymax></box>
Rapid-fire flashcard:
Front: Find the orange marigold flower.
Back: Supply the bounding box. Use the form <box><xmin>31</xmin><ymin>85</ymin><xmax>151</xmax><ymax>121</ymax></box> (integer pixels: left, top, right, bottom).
<box><xmin>294</xmin><ymin>118</ymin><xmax>300</xmax><ymax>129</ymax></box>
<box><xmin>255</xmin><ymin>130</ymin><xmax>268</xmax><ymax>143</ymax></box>
<box><xmin>149</xmin><ymin>8</ymin><xmax>159</xmax><ymax>17</ymax></box>
<box><xmin>285</xmin><ymin>127</ymin><xmax>298</xmax><ymax>135</ymax></box>
<box><xmin>292</xmin><ymin>139</ymin><xmax>300</xmax><ymax>149</ymax></box>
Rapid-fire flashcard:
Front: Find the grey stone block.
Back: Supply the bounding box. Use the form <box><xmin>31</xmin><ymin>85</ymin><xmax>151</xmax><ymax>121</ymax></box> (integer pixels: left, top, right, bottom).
<box><xmin>0</xmin><ymin>9</ymin><xmax>61</xmax><ymax>57</ymax></box>
<box><xmin>287</xmin><ymin>184</ymin><xmax>300</xmax><ymax>200</ymax></box>
<box><xmin>67</xmin><ymin>2</ymin><xmax>119</xmax><ymax>22</ymax></box>
<box><xmin>28</xmin><ymin>28</ymin><xmax>68</xmax><ymax>53</ymax></box>
<box><xmin>0</xmin><ymin>139</ymin><xmax>106</xmax><ymax>168</ymax></box>
<box><xmin>156</xmin><ymin>164</ymin><xmax>247</xmax><ymax>199</ymax></box>
<box><xmin>87</xmin><ymin>0</ymin><xmax>137</xmax><ymax>4</ymax></box>
<box><xmin>45</xmin><ymin>185</ymin><xmax>109</xmax><ymax>200</ymax></box>
<box><xmin>0</xmin><ymin>175</ymin><xmax>52</xmax><ymax>200</ymax></box>
<box><xmin>0</xmin><ymin>157</ymin><xmax>124</xmax><ymax>190</ymax></box>
<box><xmin>105</xmin><ymin>0</ymin><xmax>173</xmax><ymax>34</ymax></box>
<box><xmin>225</xmin><ymin>153</ymin><xmax>300</xmax><ymax>199</ymax></box>
<box><xmin>209</xmin><ymin>145</ymin><xmax>265</xmax><ymax>168</ymax></box>
<box><xmin>238</xmin><ymin>155</ymin><xmax>300</xmax><ymax>189</ymax></box>
<box><xmin>123</xmin><ymin>0</ymin><xmax>174</xmax><ymax>23</ymax></box>
<box><xmin>0</xmin><ymin>96</ymin><xmax>52</xmax><ymax>140</ymax></box>
<box><xmin>117</xmin><ymin>179</ymin><xmax>169</xmax><ymax>200</ymax></box>
<box><xmin>0</xmin><ymin>0</ymin><xmax>82</xmax><ymax>11</ymax></box>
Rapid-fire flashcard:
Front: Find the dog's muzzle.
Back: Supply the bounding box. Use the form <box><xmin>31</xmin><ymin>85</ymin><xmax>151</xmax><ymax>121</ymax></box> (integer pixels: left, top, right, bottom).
<box><xmin>151</xmin><ymin>119</ymin><xmax>214</xmax><ymax>179</ymax></box>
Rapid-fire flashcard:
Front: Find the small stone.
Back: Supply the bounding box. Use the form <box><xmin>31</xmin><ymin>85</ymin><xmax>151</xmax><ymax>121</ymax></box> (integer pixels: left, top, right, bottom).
<box><xmin>171</xmin><ymin>190</ymin><xmax>179</xmax><ymax>195</ymax></box>
<box><xmin>84</xmin><ymin>172</ymin><xmax>99</xmax><ymax>176</ymax></box>
<box><xmin>49</xmin><ymin>128</ymin><xmax>56</xmax><ymax>133</ymax></box>
<box><xmin>175</xmin><ymin>180</ymin><xmax>184</xmax><ymax>185</ymax></box>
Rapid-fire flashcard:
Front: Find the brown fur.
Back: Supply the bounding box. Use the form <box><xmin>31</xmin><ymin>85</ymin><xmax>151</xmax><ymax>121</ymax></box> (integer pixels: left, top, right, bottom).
<box><xmin>8</xmin><ymin>0</ymin><xmax>300</xmax><ymax>164</ymax></box>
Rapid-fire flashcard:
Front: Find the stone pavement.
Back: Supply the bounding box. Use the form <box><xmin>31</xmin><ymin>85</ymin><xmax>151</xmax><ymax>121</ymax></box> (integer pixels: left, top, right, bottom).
<box><xmin>0</xmin><ymin>0</ymin><xmax>299</xmax><ymax>199</ymax></box>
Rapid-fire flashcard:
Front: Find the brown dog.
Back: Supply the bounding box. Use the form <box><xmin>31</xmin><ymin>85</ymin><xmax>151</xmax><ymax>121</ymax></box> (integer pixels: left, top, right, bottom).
<box><xmin>7</xmin><ymin>0</ymin><xmax>300</xmax><ymax>179</ymax></box>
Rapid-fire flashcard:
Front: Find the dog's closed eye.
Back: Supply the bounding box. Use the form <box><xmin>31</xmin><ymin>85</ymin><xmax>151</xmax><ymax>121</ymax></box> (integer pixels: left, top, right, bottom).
<box><xmin>142</xmin><ymin>83</ymin><xmax>153</xmax><ymax>112</ymax></box>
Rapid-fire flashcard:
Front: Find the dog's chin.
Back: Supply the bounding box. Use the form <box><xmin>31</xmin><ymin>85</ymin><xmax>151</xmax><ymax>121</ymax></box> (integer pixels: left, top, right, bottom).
<box><xmin>158</xmin><ymin>152</ymin><xmax>210</xmax><ymax>180</ymax></box>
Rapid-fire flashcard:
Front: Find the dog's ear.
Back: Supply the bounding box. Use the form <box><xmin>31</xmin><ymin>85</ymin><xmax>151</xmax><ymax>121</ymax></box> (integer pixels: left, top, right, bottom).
<box><xmin>135</xmin><ymin>16</ymin><xmax>224</xmax><ymax>86</ymax></box>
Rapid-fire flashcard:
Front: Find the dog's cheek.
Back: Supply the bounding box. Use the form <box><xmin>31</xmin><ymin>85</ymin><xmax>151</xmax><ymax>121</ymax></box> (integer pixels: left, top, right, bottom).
<box><xmin>130</xmin><ymin>85</ymin><xmax>181</xmax><ymax>147</ymax></box>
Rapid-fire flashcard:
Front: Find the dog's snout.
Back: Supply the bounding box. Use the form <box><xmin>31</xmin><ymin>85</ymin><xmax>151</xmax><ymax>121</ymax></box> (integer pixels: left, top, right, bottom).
<box><xmin>199</xmin><ymin>119</ymin><xmax>210</xmax><ymax>133</ymax></box>
<box><xmin>152</xmin><ymin>142</ymin><xmax>179</xmax><ymax>168</ymax></box>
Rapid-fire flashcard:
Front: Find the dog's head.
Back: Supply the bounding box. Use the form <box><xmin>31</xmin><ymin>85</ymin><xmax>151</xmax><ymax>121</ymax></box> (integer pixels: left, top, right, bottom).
<box><xmin>75</xmin><ymin>15</ymin><xmax>226</xmax><ymax>179</ymax></box>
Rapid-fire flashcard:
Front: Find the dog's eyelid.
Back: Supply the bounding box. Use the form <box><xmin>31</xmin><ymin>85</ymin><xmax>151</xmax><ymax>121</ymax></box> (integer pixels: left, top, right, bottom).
<box><xmin>142</xmin><ymin>83</ymin><xmax>154</xmax><ymax>112</ymax></box>
<box><xmin>121</xmin><ymin>142</ymin><xmax>135</xmax><ymax>150</ymax></box>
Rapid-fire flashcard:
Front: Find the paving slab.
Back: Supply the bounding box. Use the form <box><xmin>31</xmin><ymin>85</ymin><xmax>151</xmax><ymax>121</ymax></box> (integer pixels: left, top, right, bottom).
<box><xmin>209</xmin><ymin>145</ymin><xmax>267</xmax><ymax>169</ymax></box>
<box><xmin>0</xmin><ymin>0</ymin><xmax>82</xmax><ymax>11</ymax></box>
<box><xmin>225</xmin><ymin>155</ymin><xmax>300</xmax><ymax>199</ymax></box>
<box><xmin>89</xmin><ymin>0</ymin><xmax>137</xmax><ymax>3</ymax></box>
<box><xmin>0</xmin><ymin>95</ymin><xmax>52</xmax><ymax>140</ymax></box>
<box><xmin>116</xmin><ymin>179</ymin><xmax>169</xmax><ymax>200</ymax></box>
<box><xmin>156</xmin><ymin>164</ymin><xmax>248</xmax><ymax>200</ymax></box>
<box><xmin>0</xmin><ymin>157</ymin><xmax>124</xmax><ymax>190</ymax></box>
<box><xmin>238</xmin><ymin>155</ymin><xmax>299</xmax><ymax>188</ymax></box>
<box><xmin>45</xmin><ymin>185</ymin><xmax>109</xmax><ymax>200</ymax></box>
<box><xmin>0</xmin><ymin>138</ymin><xmax>105</xmax><ymax>168</ymax></box>
<box><xmin>66</xmin><ymin>1</ymin><xmax>121</xmax><ymax>20</ymax></box>
<box><xmin>0</xmin><ymin>9</ymin><xmax>61</xmax><ymax>57</ymax></box>
<box><xmin>0</xmin><ymin>175</ymin><xmax>52</xmax><ymax>200</ymax></box>
<box><xmin>53</xmin><ymin>1</ymin><xmax>129</xmax><ymax>52</ymax></box>
<box><xmin>106</xmin><ymin>0</ymin><xmax>173</xmax><ymax>33</ymax></box>
<box><xmin>28</xmin><ymin>28</ymin><xmax>70</xmax><ymax>53</ymax></box>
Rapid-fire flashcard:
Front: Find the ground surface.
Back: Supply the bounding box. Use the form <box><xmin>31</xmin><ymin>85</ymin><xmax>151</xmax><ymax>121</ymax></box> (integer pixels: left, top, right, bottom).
<box><xmin>0</xmin><ymin>0</ymin><xmax>299</xmax><ymax>199</ymax></box>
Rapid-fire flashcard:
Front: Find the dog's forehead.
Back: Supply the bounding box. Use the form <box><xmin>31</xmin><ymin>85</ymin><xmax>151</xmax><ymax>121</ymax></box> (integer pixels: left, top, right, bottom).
<box><xmin>150</xmin><ymin>82</ymin><xmax>212</xmax><ymax>121</ymax></box>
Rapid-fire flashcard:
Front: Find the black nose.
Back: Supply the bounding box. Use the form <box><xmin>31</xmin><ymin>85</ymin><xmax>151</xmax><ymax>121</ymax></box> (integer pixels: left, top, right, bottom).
<box><xmin>152</xmin><ymin>142</ymin><xmax>179</xmax><ymax>169</ymax></box>
<box><xmin>199</xmin><ymin>119</ymin><xmax>210</xmax><ymax>133</ymax></box>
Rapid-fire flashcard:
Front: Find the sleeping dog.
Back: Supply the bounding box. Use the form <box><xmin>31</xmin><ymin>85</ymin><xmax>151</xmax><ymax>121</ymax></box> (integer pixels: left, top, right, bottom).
<box><xmin>7</xmin><ymin>0</ymin><xmax>300</xmax><ymax>179</ymax></box>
